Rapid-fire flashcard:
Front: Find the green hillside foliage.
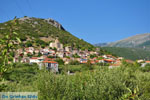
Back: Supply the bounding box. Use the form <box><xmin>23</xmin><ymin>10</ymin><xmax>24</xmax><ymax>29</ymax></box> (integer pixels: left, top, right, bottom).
<box><xmin>0</xmin><ymin>18</ymin><xmax>21</xmax><ymax>80</ymax></box>
<box><xmin>102</xmin><ymin>47</ymin><xmax>150</xmax><ymax>60</ymax></box>
<box><xmin>138</xmin><ymin>41</ymin><xmax>150</xmax><ymax>47</ymax></box>
<box><xmin>0</xmin><ymin>17</ymin><xmax>95</xmax><ymax>50</ymax></box>
<box><xmin>138</xmin><ymin>41</ymin><xmax>150</xmax><ymax>50</ymax></box>
<box><xmin>2</xmin><ymin>62</ymin><xmax>150</xmax><ymax>99</ymax></box>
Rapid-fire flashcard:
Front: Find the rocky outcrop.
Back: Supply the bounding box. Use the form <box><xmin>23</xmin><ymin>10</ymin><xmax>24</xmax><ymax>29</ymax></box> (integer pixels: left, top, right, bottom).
<box><xmin>45</xmin><ymin>18</ymin><xmax>65</xmax><ymax>31</ymax></box>
<box><xmin>18</xmin><ymin>16</ymin><xmax>65</xmax><ymax>31</ymax></box>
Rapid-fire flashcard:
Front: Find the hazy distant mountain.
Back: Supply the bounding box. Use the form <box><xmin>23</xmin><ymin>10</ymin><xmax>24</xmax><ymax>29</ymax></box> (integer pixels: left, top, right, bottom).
<box><xmin>95</xmin><ymin>33</ymin><xmax>150</xmax><ymax>60</ymax></box>
<box><xmin>106</xmin><ymin>33</ymin><xmax>150</xmax><ymax>49</ymax></box>
<box><xmin>94</xmin><ymin>43</ymin><xmax>108</xmax><ymax>47</ymax></box>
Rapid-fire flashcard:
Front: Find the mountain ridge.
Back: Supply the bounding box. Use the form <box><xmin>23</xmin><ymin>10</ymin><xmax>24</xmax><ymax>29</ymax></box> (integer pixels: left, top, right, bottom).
<box><xmin>95</xmin><ymin>33</ymin><xmax>150</xmax><ymax>60</ymax></box>
<box><xmin>95</xmin><ymin>33</ymin><xmax>150</xmax><ymax>49</ymax></box>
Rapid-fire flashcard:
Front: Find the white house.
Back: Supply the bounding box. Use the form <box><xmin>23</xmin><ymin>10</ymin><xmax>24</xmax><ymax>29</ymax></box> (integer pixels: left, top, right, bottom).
<box><xmin>56</xmin><ymin>51</ymin><xmax>64</xmax><ymax>58</ymax></box>
<box><xmin>25</xmin><ymin>47</ymin><xmax>35</xmax><ymax>54</ymax></box>
<box><xmin>29</xmin><ymin>57</ymin><xmax>44</xmax><ymax>64</ymax></box>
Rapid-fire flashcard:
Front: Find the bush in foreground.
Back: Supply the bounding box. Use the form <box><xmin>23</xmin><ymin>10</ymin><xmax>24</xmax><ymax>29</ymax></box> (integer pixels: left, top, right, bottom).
<box><xmin>2</xmin><ymin>63</ymin><xmax>150</xmax><ymax>100</ymax></box>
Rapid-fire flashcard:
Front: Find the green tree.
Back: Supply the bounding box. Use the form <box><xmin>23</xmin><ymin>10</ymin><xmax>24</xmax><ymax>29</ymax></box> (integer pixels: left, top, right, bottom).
<box><xmin>69</xmin><ymin>60</ymin><xmax>80</xmax><ymax>65</ymax></box>
<box><xmin>26</xmin><ymin>41</ymin><xmax>32</xmax><ymax>47</ymax></box>
<box><xmin>72</xmin><ymin>53</ymin><xmax>80</xmax><ymax>58</ymax></box>
<box><xmin>0</xmin><ymin>18</ymin><xmax>21</xmax><ymax>79</ymax></box>
<box><xmin>85</xmin><ymin>60</ymin><xmax>93</xmax><ymax>70</ymax></box>
<box><xmin>90</xmin><ymin>54</ymin><xmax>97</xmax><ymax>59</ymax></box>
<box><xmin>27</xmin><ymin>53</ymin><xmax>33</xmax><ymax>57</ymax></box>
<box><xmin>37</xmin><ymin>52</ymin><xmax>42</xmax><ymax>57</ymax></box>
<box><xmin>55</xmin><ymin>58</ymin><xmax>64</xmax><ymax>65</ymax></box>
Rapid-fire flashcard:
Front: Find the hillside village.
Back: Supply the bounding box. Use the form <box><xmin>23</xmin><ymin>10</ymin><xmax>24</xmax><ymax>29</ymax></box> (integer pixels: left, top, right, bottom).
<box><xmin>4</xmin><ymin>18</ymin><xmax>149</xmax><ymax>72</ymax></box>
<box><xmin>12</xmin><ymin>38</ymin><xmax>150</xmax><ymax>72</ymax></box>
<box><xmin>12</xmin><ymin>38</ymin><xmax>116</xmax><ymax>71</ymax></box>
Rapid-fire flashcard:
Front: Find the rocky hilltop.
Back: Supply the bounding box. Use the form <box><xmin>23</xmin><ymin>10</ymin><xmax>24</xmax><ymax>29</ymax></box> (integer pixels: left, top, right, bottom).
<box><xmin>18</xmin><ymin>16</ymin><xmax>65</xmax><ymax>30</ymax></box>
<box><xmin>0</xmin><ymin>16</ymin><xmax>95</xmax><ymax>50</ymax></box>
<box><xmin>44</xmin><ymin>18</ymin><xmax>65</xmax><ymax>30</ymax></box>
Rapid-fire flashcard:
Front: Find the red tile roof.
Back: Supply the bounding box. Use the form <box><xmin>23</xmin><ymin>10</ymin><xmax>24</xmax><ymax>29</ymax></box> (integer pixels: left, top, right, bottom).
<box><xmin>116</xmin><ymin>59</ymin><xmax>121</xmax><ymax>61</ymax></box>
<box><xmin>145</xmin><ymin>61</ymin><xmax>150</xmax><ymax>63</ymax></box>
<box><xmin>30</xmin><ymin>57</ymin><xmax>38</xmax><ymax>59</ymax></box>
<box><xmin>43</xmin><ymin>61</ymin><xmax>58</xmax><ymax>64</ymax></box>
<box><xmin>95</xmin><ymin>60</ymin><xmax>99</xmax><ymax>63</ymax></box>
<box><xmin>44</xmin><ymin>58</ymin><xmax>54</xmax><ymax>61</ymax></box>
<box><xmin>104</xmin><ymin>59</ymin><xmax>115</xmax><ymax>62</ymax></box>
<box><xmin>125</xmin><ymin>59</ymin><xmax>133</xmax><ymax>63</ymax></box>
<box><xmin>81</xmin><ymin>61</ymin><xmax>87</xmax><ymax>64</ymax></box>
<box><xmin>90</xmin><ymin>60</ymin><xmax>95</xmax><ymax>64</ymax></box>
<box><xmin>106</xmin><ymin>55</ymin><xmax>112</xmax><ymax>57</ymax></box>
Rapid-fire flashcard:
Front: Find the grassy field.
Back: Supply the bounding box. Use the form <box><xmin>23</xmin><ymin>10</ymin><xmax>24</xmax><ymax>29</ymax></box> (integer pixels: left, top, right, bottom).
<box><xmin>1</xmin><ymin>63</ymin><xmax>150</xmax><ymax>100</ymax></box>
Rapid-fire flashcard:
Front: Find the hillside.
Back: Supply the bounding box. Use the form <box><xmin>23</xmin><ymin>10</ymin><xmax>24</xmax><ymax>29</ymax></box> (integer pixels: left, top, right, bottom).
<box><xmin>106</xmin><ymin>33</ymin><xmax>150</xmax><ymax>49</ymax></box>
<box><xmin>0</xmin><ymin>16</ymin><xmax>95</xmax><ymax>50</ymax></box>
<box><xmin>94</xmin><ymin>33</ymin><xmax>150</xmax><ymax>60</ymax></box>
<box><xmin>102</xmin><ymin>47</ymin><xmax>150</xmax><ymax>60</ymax></box>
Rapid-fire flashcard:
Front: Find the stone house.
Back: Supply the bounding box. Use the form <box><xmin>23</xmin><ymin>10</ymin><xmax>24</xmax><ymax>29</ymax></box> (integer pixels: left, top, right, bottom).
<box><xmin>72</xmin><ymin>49</ymin><xmax>79</xmax><ymax>55</ymax></box>
<box><xmin>49</xmin><ymin>39</ymin><xmax>63</xmax><ymax>51</ymax></box>
<box><xmin>65</xmin><ymin>46</ymin><xmax>72</xmax><ymax>52</ymax></box>
<box><xmin>42</xmin><ymin>61</ymin><xmax>58</xmax><ymax>72</ymax></box>
<box><xmin>35</xmin><ymin>50</ymin><xmax>40</xmax><ymax>54</ymax></box>
<box><xmin>64</xmin><ymin>51</ymin><xmax>72</xmax><ymax>57</ymax></box>
<box><xmin>56</xmin><ymin>51</ymin><xmax>64</xmax><ymax>58</ymax></box>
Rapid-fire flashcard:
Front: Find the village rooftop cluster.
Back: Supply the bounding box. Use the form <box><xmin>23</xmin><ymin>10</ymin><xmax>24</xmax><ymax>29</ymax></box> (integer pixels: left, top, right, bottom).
<box><xmin>13</xmin><ymin>39</ymin><xmax>150</xmax><ymax>72</ymax></box>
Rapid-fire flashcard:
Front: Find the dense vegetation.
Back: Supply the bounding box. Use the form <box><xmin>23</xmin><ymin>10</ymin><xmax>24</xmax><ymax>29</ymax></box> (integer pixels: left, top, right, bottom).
<box><xmin>0</xmin><ymin>16</ymin><xmax>95</xmax><ymax>50</ymax></box>
<box><xmin>102</xmin><ymin>47</ymin><xmax>150</xmax><ymax>61</ymax></box>
<box><xmin>0</xmin><ymin>18</ymin><xmax>21</xmax><ymax>79</ymax></box>
<box><xmin>138</xmin><ymin>41</ymin><xmax>150</xmax><ymax>50</ymax></box>
<box><xmin>1</xmin><ymin>62</ymin><xmax>150</xmax><ymax>100</ymax></box>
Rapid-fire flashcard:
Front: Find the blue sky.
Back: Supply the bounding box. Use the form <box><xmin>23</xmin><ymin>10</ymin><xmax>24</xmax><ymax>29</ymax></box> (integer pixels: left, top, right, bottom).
<box><xmin>0</xmin><ymin>0</ymin><xmax>150</xmax><ymax>44</ymax></box>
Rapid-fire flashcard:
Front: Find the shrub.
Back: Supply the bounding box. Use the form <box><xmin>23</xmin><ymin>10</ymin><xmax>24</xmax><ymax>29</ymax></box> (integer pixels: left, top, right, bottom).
<box><xmin>69</xmin><ymin>60</ymin><xmax>80</xmax><ymax>65</ymax></box>
<box><xmin>26</xmin><ymin>41</ymin><xmax>32</xmax><ymax>47</ymax></box>
<box><xmin>55</xmin><ymin>58</ymin><xmax>64</xmax><ymax>65</ymax></box>
<box><xmin>140</xmin><ymin>63</ymin><xmax>150</xmax><ymax>72</ymax></box>
<box><xmin>72</xmin><ymin>54</ymin><xmax>80</xmax><ymax>58</ymax></box>
<box><xmin>2</xmin><ymin>62</ymin><xmax>150</xmax><ymax>99</ymax></box>
<box><xmin>90</xmin><ymin>54</ymin><xmax>97</xmax><ymax>59</ymax></box>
